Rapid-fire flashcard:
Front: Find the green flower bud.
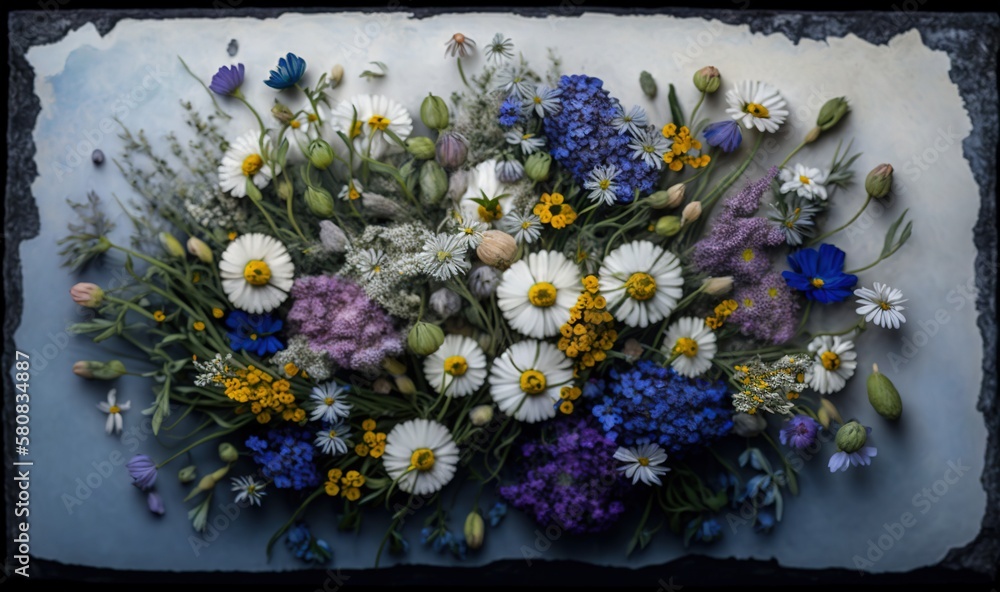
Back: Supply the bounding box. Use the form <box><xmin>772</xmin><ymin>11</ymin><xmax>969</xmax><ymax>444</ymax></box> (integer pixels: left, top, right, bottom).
<box><xmin>469</xmin><ymin>404</ymin><xmax>494</xmax><ymax>427</ymax></box>
<box><xmin>178</xmin><ymin>465</ymin><xmax>198</xmax><ymax>484</ymax></box>
<box><xmin>406</xmin><ymin>137</ymin><xmax>436</xmax><ymax>160</ymax></box>
<box><xmin>184</xmin><ymin>465</ymin><xmax>230</xmax><ymax>502</ymax></box>
<box><xmin>407</xmin><ymin>321</ymin><xmax>445</xmax><ymax>356</ymax></box>
<box><xmin>639</xmin><ymin>70</ymin><xmax>657</xmax><ymax>99</ymax></box>
<box><xmin>693</xmin><ymin>66</ymin><xmax>721</xmax><ymax>93</ymax></box>
<box><xmin>73</xmin><ymin>360</ymin><xmax>127</xmax><ymax>380</ymax></box>
<box><xmin>701</xmin><ymin>276</ymin><xmax>733</xmax><ymax>296</ymax></box>
<box><xmin>304</xmin><ymin>186</ymin><xmax>335</xmax><ymax>218</ymax></box>
<box><xmin>524</xmin><ymin>152</ymin><xmax>552</xmax><ymax>182</ymax></box>
<box><xmin>394</xmin><ymin>374</ymin><xmax>416</xmax><ymax>396</ymax></box>
<box><xmin>655</xmin><ymin>215</ymin><xmax>682</xmax><ymax>237</ymax></box>
<box><xmin>867</xmin><ymin>363</ymin><xmax>902</xmax><ymax>420</ymax></box>
<box><xmin>186</xmin><ymin>237</ymin><xmax>213</xmax><ymax>264</ymax></box>
<box><xmin>381</xmin><ymin>357</ymin><xmax>406</xmax><ymax>376</ymax></box>
<box><xmin>308</xmin><ymin>139</ymin><xmax>335</xmax><ymax>170</ymax></box>
<box><xmin>218</xmin><ymin>442</ymin><xmax>239</xmax><ymax>463</ymax></box>
<box><xmin>70</xmin><ymin>282</ymin><xmax>105</xmax><ymax>308</ymax></box>
<box><xmin>464</xmin><ymin>510</ymin><xmax>485</xmax><ymax>550</ymax></box>
<box><xmin>803</xmin><ymin>126</ymin><xmax>822</xmax><ymax>144</ymax></box>
<box><xmin>419</xmin><ymin>160</ymin><xmax>448</xmax><ymax>205</ymax></box>
<box><xmin>865</xmin><ymin>163</ymin><xmax>893</xmax><ymax>199</ymax></box>
<box><xmin>681</xmin><ymin>201</ymin><xmax>702</xmax><ymax>224</ymax></box>
<box><xmin>835</xmin><ymin>420</ymin><xmax>868</xmax><ymax>453</ymax></box>
<box><xmin>330</xmin><ymin>64</ymin><xmax>345</xmax><ymax>88</ymax></box>
<box><xmin>420</xmin><ymin>93</ymin><xmax>450</xmax><ymax>130</ymax></box>
<box><xmin>271</xmin><ymin>101</ymin><xmax>295</xmax><ymax>125</ymax></box>
<box><xmin>159</xmin><ymin>232</ymin><xmax>185</xmax><ymax>258</ymax></box>
<box><xmin>648</xmin><ymin>183</ymin><xmax>685</xmax><ymax>209</ymax></box>
<box><xmin>817</xmin><ymin>96</ymin><xmax>850</xmax><ymax>131</ymax></box>
<box><xmin>276</xmin><ymin>175</ymin><xmax>294</xmax><ymax>202</ymax></box>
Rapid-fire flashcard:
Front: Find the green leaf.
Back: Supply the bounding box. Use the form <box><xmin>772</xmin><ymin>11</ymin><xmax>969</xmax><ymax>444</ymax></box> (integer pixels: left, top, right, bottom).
<box><xmin>774</xmin><ymin>488</ymin><xmax>784</xmax><ymax>521</ymax></box>
<box><xmin>682</xmin><ymin>515</ymin><xmax>702</xmax><ymax>548</ymax></box>
<box><xmin>151</xmin><ymin>405</ymin><xmax>164</xmax><ymax>435</ymax></box>
<box><xmin>359</xmin><ymin>61</ymin><xmax>388</xmax><ymax>80</ymax></box>
<box><xmin>668</xmin><ymin>512</ymin><xmax>681</xmax><ymax>533</ymax></box>
<box><xmin>880</xmin><ymin>209</ymin><xmax>909</xmax><ymax>258</ymax></box>
<box><xmin>786</xmin><ymin>466</ymin><xmax>799</xmax><ymax>496</ymax></box>
<box><xmin>668</xmin><ymin>83</ymin><xmax>685</xmax><ymax>128</ymax></box>
<box><xmin>159</xmin><ymin>333</ymin><xmax>187</xmax><ymax>346</ymax></box>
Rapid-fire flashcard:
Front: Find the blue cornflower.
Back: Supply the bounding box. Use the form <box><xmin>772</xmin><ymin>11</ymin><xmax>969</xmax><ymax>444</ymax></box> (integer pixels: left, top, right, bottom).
<box><xmin>703</xmin><ymin>120</ymin><xmax>742</xmax><ymax>153</ymax></box>
<box><xmin>498</xmin><ymin>96</ymin><xmax>522</xmax><ymax>127</ymax></box>
<box><xmin>543</xmin><ymin>75</ymin><xmax>659</xmax><ymax>204</ymax></box>
<box><xmin>782</xmin><ymin>243</ymin><xmax>858</xmax><ymax>303</ymax></box>
<box><xmin>126</xmin><ymin>454</ymin><xmax>158</xmax><ymax>490</ymax></box>
<box><xmin>780</xmin><ymin>415</ymin><xmax>820</xmax><ymax>449</ymax></box>
<box><xmin>755</xmin><ymin>510</ymin><xmax>776</xmax><ymax>534</ymax></box>
<box><xmin>488</xmin><ymin>502</ymin><xmax>508</xmax><ymax>527</ymax></box>
<box><xmin>285</xmin><ymin>522</ymin><xmax>332</xmax><ymax>564</ymax></box>
<box><xmin>209</xmin><ymin>64</ymin><xmax>245</xmax><ymax>96</ymax></box>
<box><xmin>690</xmin><ymin>518</ymin><xmax>722</xmax><ymax>543</ymax></box>
<box><xmin>264</xmin><ymin>53</ymin><xmax>306</xmax><ymax>89</ymax></box>
<box><xmin>226</xmin><ymin>310</ymin><xmax>284</xmax><ymax>357</ymax></box>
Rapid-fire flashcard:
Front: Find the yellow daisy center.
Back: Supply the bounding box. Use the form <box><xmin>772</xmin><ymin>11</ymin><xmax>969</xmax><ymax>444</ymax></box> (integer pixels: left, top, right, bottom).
<box><xmin>444</xmin><ymin>355</ymin><xmax>468</xmax><ymax>377</ymax></box>
<box><xmin>533</xmin><ymin>96</ymin><xmax>542</xmax><ymax>104</ymax></box>
<box><xmin>745</xmin><ymin>102</ymin><xmax>770</xmax><ymax>118</ymax></box>
<box><xmin>241</xmin><ymin>154</ymin><xmax>264</xmax><ymax>176</ymax></box>
<box><xmin>289</xmin><ymin>120</ymin><xmax>301</xmax><ymax>129</ymax></box>
<box><xmin>521</xmin><ymin>221</ymin><xmax>531</xmax><ymax>230</ymax></box>
<box><xmin>243</xmin><ymin>260</ymin><xmax>272</xmax><ymax>286</ymax></box>
<box><xmin>349</xmin><ymin>185</ymin><xmax>361</xmax><ymax>200</ymax></box>
<box><xmin>599</xmin><ymin>179</ymin><xmax>610</xmax><ymax>190</ymax></box>
<box><xmin>328</xmin><ymin>430</ymin><xmax>337</xmax><ymax>438</ymax></box>
<box><xmin>879</xmin><ymin>301</ymin><xmax>892</xmax><ymax>310</ymax></box>
<box><xmin>519</xmin><ymin>370</ymin><xmax>547</xmax><ymax>395</ymax></box>
<box><xmin>799</xmin><ymin>175</ymin><xmax>811</xmax><ymax>185</ymax></box>
<box><xmin>324</xmin><ymin>397</ymin><xmax>335</xmax><ymax>406</ymax></box>
<box><xmin>368</xmin><ymin>115</ymin><xmax>391</xmax><ymax>131</ymax></box>
<box><xmin>109</xmin><ymin>405</ymin><xmax>120</xmax><ymax>414</ymax></box>
<box><xmin>673</xmin><ymin>337</ymin><xmax>699</xmax><ymax>358</ymax></box>
<box><xmin>637</xmin><ymin>457</ymin><xmax>650</xmax><ymax>466</ymax></box>
<box><xmin>250</xmin><ymin>333</ymin><xmax>258</xmax><ymax>341</ymax></box>
<box><xmin>821</xmin><ymin>351</ymin><xmax>841</xmax><ymax>371</ymax></box>
<box><xmin>625</xmin><ymin>272</ymin><xmax>657</xmax><ymax>301</ymax></box>
<box><xmin>528</xmin><ymin>282</ymin><xmax>558</xmax><ymax>307</ymax></box>
<box><xmin>307</xmin><ymin>113</ymin><xmax>318</xmax><ymax>122</ymax></box>
<box><xmin>477</xmin><ymin>205</ymin><xmax>503</xmax><ymax>223</ymax></box>
<box><xmin>410</xmin><ymin>448</ymin><xmax>436</xmax><ymax>471</ymax></box>
<box><xmin>811</xmin><ymin>277</ymin><xmax>825</xmax><ymax>288</ymax></box>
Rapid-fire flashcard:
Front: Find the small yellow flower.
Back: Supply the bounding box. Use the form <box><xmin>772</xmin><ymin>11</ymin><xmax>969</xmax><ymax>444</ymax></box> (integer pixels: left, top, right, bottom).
<box><xmin>228</xmin><ymin>231</ymin><xmax>238</xmax><ymax>241</ymax></box>
<box><xmin>283</xmin><ymin>362</ymin><xmax>300</xmax><ymax>377</ymax></box>
<box><xmin>355</xmin><ymin>443</ymin><xmax>370</xmax><ymax>456</ymax></box>
<box><xmin>193</xmin><ymin>321</ymin><xmax>206</xmax><ymax>331</ymax></box>
<box><xmin>212</xmin><ymin>307</ymin><xmax>224</xmax><ymax>319</ymax></box>
<box><xmin>153</xmin><ymin>310</ymin><xmax>166</xmax><ymax>323</ymax></box>
<box><xmin>362</xmin><ymin>418</ymin><xmax>376</xmax><ymax>431</ymax></box>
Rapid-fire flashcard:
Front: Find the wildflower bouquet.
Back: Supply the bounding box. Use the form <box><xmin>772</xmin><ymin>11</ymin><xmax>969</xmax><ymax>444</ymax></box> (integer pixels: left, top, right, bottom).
<box><xmin>63</xmin><ymin>31</ymin><xmax>912</xmax><ymax>563</ymax></box>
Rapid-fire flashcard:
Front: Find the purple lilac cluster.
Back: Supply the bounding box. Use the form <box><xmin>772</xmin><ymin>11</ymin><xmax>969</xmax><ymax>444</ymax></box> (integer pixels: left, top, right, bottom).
<box><xmin>286</xmin><ymin>274</ymin><xmax>404</xmax><ymax>371</ymax></box>
<box><xmin>542</xmin><ymin>75</ymin><xmax>658</xmax><ymax>204</ymax></box>
<box><xmin>692</xmin><ymin>168</ymin><xmax>799</xmax><ymax>344</ymax></box>
<box><xmin>499</xmin><ymin>418</ymin><xmax>626</xmax><ymax>534</ymax></box>
<box><xmin>586</xmin><ymin>361</ymin><xmax>733</xmax><ymax>459</ymax></box>
<box><xmin>246</xmin><ymin>427</ymin><xmax>320</xmax><ymax>490</ymax></box>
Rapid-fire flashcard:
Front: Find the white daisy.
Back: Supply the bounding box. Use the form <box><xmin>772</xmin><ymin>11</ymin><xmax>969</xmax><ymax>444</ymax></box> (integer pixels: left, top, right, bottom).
<box><xmin>452</xmin><ymin>213</ymin><xmax>488</xmax><ymax>249</ymax></box>
<box><xmin>383</xmin><ymin>419</ymin><xmax>460</xmax><ymax>496</ymax></box>
<box><xmin>330</xmin><ymin>94</ymin><xmax>413</xmax><ymax>161</ymax></box>
<box><xmin>628</xmin><ymin>129</ymin><xmax>669</xmax><ymax>170</ymax></box>
<box><xmin>308</xmin><ymin>382</ymin><xmax>352</xmax><ymax>423</ymax></box>
<box><xmin>504</xmin><ymin>126</ymin><xmax>545</xmax><ymax>154</ymax></box>
<box><xmin>417</xmin><ymin>233</ymin><xmax>470</xmax><ymax>280</ymax></box>
<box><xmin>806</xmin><ymin>335</ymin><xmax>858</xmax><ymax>395</ymax></box>
<box><xmin>494</xmin><ymin>66</ymin><xmax>534</xmax><ymax>100</ymax></box>
<box><xmin>599</xmin><ymin>241</ymin><xmax>684</xmax><ymax>328</ymax></box>
<box><xmin>218</xmin><ymin>130</ymin><xmax>280</xmax><ymax>198</ymax></box>
<box><xmin>663</xmin><ymin>317</ymin><xmax>717</xmax><ymax>378</ymax></box>
<box><xmin>337</xmin><ymin>178</ymin><xmax>364</xmax><ymax>201</ymax></box>
<box><xmin>459</xmin><ymin>159</ymin><xmax>515</xmax><ymax>225</ymax></box>
<box><xmin>489</xmin><ymin>340</ymin><xmax>574</xmax><ymax>424</ymax></box>
<box><xmin>496</xmin><ymin>250</ymin><xmax>582</xmax><ymax>339</ymax></box>
<box><xmin>219</xmin><ymin>233</ymin><xmax>295</xmax><ymax>314</ymax></box>
<box><xmin>611</xmin><ymin>104</ymin><xmax>649</xmax><ymax>137</ymax></box>
<box><xmin>97</xmin><ymin>388</ymin><xmax>130</xmax><ymax>435</ymax></box>
<box><xmin>725</xmin><ymin>81</ymin><xmax>789</xmax><ymax>133</ymax></box>
<box><xmin>779</xmin><ymin>163</ymin><xmax>829</xmax><ymax>201</ymax></box>
<box><xmin>501</xmin><ymin>209</ymin><xmax>542</xmax><ymax>245</ymax></box>
<box><xmin>230</xmin><ymin>475</ymin><xmax>267</xmax><ymax>507</ymax></box>
<box><xmin>523</xmin><ymin>84</ymin><xmax>562</xmax><ymax>118</ymax></box>
<box><xmin>314</xmin><ymin>421</ymin><xmax>352</xmax><ymax>456</ymax></box>
<box><xmin>584</xmin><ymin>164</ymin><xmax>621</xmax><ymax>206</ymax></box>
<box><xmin>614</xmin><ymin>443</ymin><xmax>670</xmax><ymax>486</ymax></box>
<box><xmin>484</xmin><ymin>33</ymin><xmax>514</xmax><ymax>64</ymax></box>
<box><xmin>354</xmin><ymin>248</ymin><xmax>387</xmax><ymax>281</ymax></box>
<box><xmin>423</xmin><ymin>335</ymin><xmax>488</xmax><ymax>398</ymax></box>
<box><xmin>854</xmin><ymin>283</ymin><xmax>907</xmax><ymax>329</ymax></box>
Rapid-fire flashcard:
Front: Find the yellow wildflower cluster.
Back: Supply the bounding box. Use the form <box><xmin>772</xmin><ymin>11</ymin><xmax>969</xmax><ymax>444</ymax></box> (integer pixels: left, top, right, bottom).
<box><xmin>705</xmin><ymin>299</ymin><xmax>739</xmax><ymax>330</ymax></box>
<box><xmin>325</xmin><ymin>468</ymin><xmax>366</xmax><ymax>501</ymax></box>
<box><xmin>355</xmin><ymin>418</ymin><xmax>387</xmax><ymax>458</ymax></box>
<box><xmin>533</xmin><ymin>192</ymin><xmax>578</xmax><ymax>229</ymax></box>
<box><xmin>661</xmin><ymin>124</ymin><xmax>711</xmax><ymax>172</ymax></box>
<box><xmin>225</xmin><ymin>365</ymin><xmax>305</xmax><ymax>424</ymax></box>
<box><xmin>558</xmin><ymin>275</ymin><xmax>617</xmax><ymax>375</ymax></box>
<box><xmin>558</xmin><ymin>385</ymin><xmax>582</xmax><ymax>415</ymax></box>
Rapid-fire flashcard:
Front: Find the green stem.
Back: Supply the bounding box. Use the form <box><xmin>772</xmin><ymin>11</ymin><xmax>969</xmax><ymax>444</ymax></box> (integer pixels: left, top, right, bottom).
<box><xmin>110</xmin><ymin>244</ymin><xmax>185</xmax><ymax>279</ymax></box>
<box><xmin>284</xmin><ymin>182</ymin><xmax>307</xmax><ymax>240</ymax></box>
<box><xmin>156</xmin><ymin>424</ymin><xmax>243</xmax><ymax>468</ymax></box>
<box><xmin>688</xmin><ymin>92</ymin><xmax>706</xmax><ymax>126</ymax></box>
<box><xmin>793</xmin><ymin>300</ymin><xmax>814</xmax><ymax>338</ymax></box>
<box><xmin>807</xmin><ymin>194</ymin><xmax>872</xmax><ymax>246</ymax></box>
<box><xmin>249</xmin><ymin>194</ymin><xmax>283</xmax><ymax>237</ymax></box>
<box><xmin>105</xmin><ymin>296</ymin><xmax>158</xmax><ymax>320</ymax></box>
<box><xmin>807</xmin><ymin>318</ymin><xmax>863</xmax><ymax>339</ymax></box>
<box><xmin>779</xmin><ymin>139</ymin><xmax>808</xmax><ymax>169</ymax></box>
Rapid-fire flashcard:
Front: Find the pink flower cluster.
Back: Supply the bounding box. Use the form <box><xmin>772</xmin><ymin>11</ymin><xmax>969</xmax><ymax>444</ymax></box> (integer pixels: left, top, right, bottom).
<box><xmin>286</xmin><ymin>274</ymin><xmax>403</xmax><ymax>371</ymax></box>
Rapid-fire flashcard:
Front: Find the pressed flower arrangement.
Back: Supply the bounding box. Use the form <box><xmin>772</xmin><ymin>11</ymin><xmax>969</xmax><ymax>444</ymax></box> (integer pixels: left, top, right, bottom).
<box><xmin>61</xmin><ymin>33</ymin><xmax>914</xmax><ymax>562</ymax></box>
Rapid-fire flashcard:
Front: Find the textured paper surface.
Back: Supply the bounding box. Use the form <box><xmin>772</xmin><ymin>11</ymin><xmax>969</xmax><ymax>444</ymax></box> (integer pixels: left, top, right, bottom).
<box><xmin>17</xmin><ymin>11</ymin><xmax>987</xmax><ymax>572</ymax></box>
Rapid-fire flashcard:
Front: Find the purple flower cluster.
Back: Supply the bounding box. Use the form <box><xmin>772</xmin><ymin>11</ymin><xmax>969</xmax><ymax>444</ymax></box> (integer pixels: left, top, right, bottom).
<box><xmin>286</xmin><ymin>274</ymin><xmax>404</xmax><ymax>371</ymax></box>
<box><xmin>542</xmin><ymin>75</ymin><xmax>658</xmax><ymax>204</ymax></box>
<box><xmin>246</xmin><ymin>427</ymin><xmax>320</xmax><ymax>490</ymax></box>
<box><xmin>780</xmin><ymin>415</ymin><xmax>819</xmax><ymax>450</ymax></box>
<box><xmin>499</xmin><ymin>418</ymin><xmax>626</xmax><ymax>534</ymax></box>
<box><xmin>692</xmin><ymin>168</ymin><xmax>800</xmax><ymax>344</ymax></box>
<box><xmin>586</xmin><ymin>361</ymin><xmax>733</xmax><ymax>458</ymax></box>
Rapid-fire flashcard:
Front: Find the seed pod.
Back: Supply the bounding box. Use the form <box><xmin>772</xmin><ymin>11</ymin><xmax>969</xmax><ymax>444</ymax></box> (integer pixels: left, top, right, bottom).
<box><xmin>866</xmin><ymin>363</ymin><xmax>902</xmax><ymax>420</ymax></box>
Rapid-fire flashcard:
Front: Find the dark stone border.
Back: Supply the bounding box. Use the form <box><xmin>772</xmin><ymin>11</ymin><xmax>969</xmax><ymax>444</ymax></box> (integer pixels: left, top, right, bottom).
<box><xmin>4</xmin><ymin>6</ymin><xmax>998</xmax><ymax>586</ymax></box>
